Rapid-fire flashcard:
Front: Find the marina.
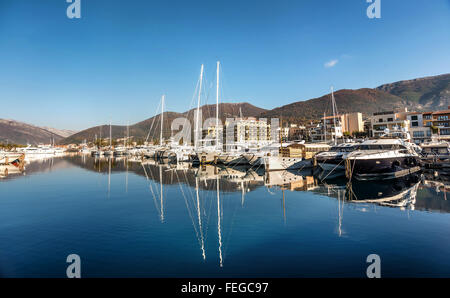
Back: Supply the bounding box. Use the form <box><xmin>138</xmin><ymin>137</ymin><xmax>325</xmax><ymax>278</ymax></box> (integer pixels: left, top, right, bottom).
<box><xmin>1</xmin><ymin>0</ymin><xmax>449</xmax><ymax>283</ymax></box>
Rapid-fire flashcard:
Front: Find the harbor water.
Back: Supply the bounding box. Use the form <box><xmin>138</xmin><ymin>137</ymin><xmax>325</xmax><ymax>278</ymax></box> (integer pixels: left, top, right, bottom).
<box><xmin>0</xmin><ymin>155</ymin><xmax>449</xmax><ymax>277</ymax></box>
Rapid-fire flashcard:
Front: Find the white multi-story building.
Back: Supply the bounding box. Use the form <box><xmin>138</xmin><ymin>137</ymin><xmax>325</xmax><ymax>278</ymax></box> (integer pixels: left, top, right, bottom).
<box><xmin>206</xmin><ymin>117</ymin><xmax>272</xmax><ymax>145</ymax></box>
<box><xmin>407</xmin><ymin>112</ymin><xmax>432</xmax><ymax>144</ymax></box>
<box><xmin>369</xmin><ymin>109</ymin><xmax>410</xmax><ymax>138</ymax></box>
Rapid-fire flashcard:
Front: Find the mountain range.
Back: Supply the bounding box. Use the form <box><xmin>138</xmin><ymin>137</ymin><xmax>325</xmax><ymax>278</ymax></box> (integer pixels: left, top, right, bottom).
<box><xmin>0</xmin><ymin>119</ymin><xmax>78</xmax><ymax>145</ymax></box>
<box><xmin>2</xmin><ymin>73</ymin><xmax>449</xmax><ymax>145</ymax></box>
<box><xmin>60</xmin><ymin>103</ymin><xmax>267</xmax><ymax>144</ymax></box>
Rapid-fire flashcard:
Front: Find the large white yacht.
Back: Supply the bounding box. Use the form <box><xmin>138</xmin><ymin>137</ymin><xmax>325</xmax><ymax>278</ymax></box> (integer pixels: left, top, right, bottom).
<box><xmin>344</xmin><ymin>138</ymin><xmax>421</xmax><ymax>180</ymax></box>
<box><xmin>315</xmin><ymin>143</ymin><xmax>358</xmax><ymax>172</ymax></box>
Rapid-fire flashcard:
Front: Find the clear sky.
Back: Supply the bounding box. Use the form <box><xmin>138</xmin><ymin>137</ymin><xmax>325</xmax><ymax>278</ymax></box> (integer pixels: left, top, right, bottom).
<box><xmin>0</xmin><ymin>0</ymin><xmax>449</xmax><ymax>130</ymax></box>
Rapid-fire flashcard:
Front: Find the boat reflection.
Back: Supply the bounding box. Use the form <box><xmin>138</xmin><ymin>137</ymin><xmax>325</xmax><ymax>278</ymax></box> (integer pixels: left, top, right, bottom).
<box><xmin>8</xmin><ymin>155</ymin><xmax>450</xmax><ymax>214</ymax></box>
<box><xmin>345</xmin><ymin>174</ymin><xmax>421</xmax><ymax>209</ymax></box>
<box><xmin>3</xmin><ymin>155</ymin><xmax>450</xmax><ymax>270</ymax></box>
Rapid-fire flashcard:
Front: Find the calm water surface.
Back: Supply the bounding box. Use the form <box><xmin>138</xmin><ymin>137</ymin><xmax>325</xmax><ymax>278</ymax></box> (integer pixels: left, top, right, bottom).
<box><xmin>0</xmin><ymin>155</ymin><xmax>449</xmax><ymax>277</ymax></box>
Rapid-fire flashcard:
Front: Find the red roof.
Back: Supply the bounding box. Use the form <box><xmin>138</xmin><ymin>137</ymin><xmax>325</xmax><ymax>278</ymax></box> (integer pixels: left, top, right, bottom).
<box><xmin>432</xmin><ymin>110</ymin><xmax>450</xmax><ymax>115</ymax></box>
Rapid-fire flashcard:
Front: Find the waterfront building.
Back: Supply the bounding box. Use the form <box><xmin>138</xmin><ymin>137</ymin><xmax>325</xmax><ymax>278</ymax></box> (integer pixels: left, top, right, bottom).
<box><xmin>369</xmin><ymin>109</ymin><xmax>410</xmax><ymax>138</ymax></box>
<box><xmin>317</xmin><ymin>112</ymin><xmax>364</xmax><ymax>141</ymax></box>
<box><xmin>407</xmin><ymin>112</ymin><xmax>432</xmax><ymax>144</ymax></box>
<box><xmin>422</xmin><ymin>107</ymin><xmax>450</xmax><ymax>141</ymax></box>
<box><xmin>206</xmin><ymin>117</ymin><xmax>271</xmax><ymax>145</ymax></box>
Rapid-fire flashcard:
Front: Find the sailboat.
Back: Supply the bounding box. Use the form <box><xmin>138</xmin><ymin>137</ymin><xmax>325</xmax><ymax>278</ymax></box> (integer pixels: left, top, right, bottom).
<box><xmin>154</xmin><ymin>95</ymin><xmax>178</xmax><ymax>163</ymax></box>
<box><xmin>191</xmin><ymin>63</ymin><xmax>221</xmax><ymax>164</ymax></box>
<box><xmin>103</xmin><ymin>122</ymin><xmax>114</xmax><ymax>156</ymax></box>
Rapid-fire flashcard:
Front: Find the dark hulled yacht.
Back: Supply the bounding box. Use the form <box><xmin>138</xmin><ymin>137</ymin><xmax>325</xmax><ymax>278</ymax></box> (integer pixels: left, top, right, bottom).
<box><xmin>344</xmin><ymin>138</ymin><xmax>421</xmax><ymax>180</ymax></box>
<box><xmin>315</xmin><ymin>143</ymin><xmax>357</xmax><ymax>172</ymax></box>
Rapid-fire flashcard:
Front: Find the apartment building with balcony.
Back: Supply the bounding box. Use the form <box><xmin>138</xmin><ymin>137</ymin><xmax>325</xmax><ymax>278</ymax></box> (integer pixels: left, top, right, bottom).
<box><xmin>422</xmin><ymin>108</ymin><xmax>450</xmax><ymax>140</ymax></box>
<box><xmin>206</xmin><ymin>117</ymin><xmax>272</xmax><ymax>144</ymax></box>
<box><xmin>318</xmin><ymin>112</ymin><xmax>364</xmax><ymax>141</ymax></box>
<box><xmin>369</xmin><ymin>109</ymin><xmax>410</xmax><ymax>138</ymax></box>
<box><xmin>407</xmin><ymin>112</ymin><xmax>432</xmax><ymax>144</ymax></box>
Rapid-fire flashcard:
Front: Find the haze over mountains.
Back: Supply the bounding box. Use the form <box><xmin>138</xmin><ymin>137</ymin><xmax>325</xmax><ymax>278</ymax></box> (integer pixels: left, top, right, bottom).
<box><xmin>0</xmin><ymin>119</ymin><xmax>78</xmax><ymax>145</ymax></box>
<box><xmin>2</xmin><ymin>73</ymin><xmax>449</xmax><ymax>145</ymax></box>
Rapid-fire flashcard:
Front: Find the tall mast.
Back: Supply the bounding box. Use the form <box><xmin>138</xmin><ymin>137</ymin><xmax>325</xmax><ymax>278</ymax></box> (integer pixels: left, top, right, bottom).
<box><xmin>196</xmin><ymin>177</ymin><xmax>206</xmax><ymax>260</ymax></box>
<box><xmin>217</xmin><ymin>176</ymin><xmax>223</xmax><ymax>267</ymax></box>
<box><xmin>109</xmin><ymin>121</ymin><xmax>112</xmax><ymax>148</ymax></box>
<box><xmin>324</xmin><ymin>112</ymin><xmax>327</xmax><ymax>142</ymax></box>
<box><xmin>160</xmin><ymin>95</ymin><xmax>165</xmax><ymax>145</ymax></box>
<box><xmin>160</xmin><ymin>165</ymin><xmax>164</xmax><ymax>222</ymax></box>
<box><xmin>331</xmin><ymin>86</ymin><xmax>337</xmax><ymax>145</ymax></box>
<box><xmin>216</xmin><ymin>61</ymin><xmax>220</xmax><ymax>149</ymax></box>
<box><xmin>126</xmin><ymin>122</ymin><xmax>129</xmax><ymax>148</ymax></box>
<box><xmin>195</xmin><ymin>65</ymin><xmax>204</xmax><ymax>150</ymax></box>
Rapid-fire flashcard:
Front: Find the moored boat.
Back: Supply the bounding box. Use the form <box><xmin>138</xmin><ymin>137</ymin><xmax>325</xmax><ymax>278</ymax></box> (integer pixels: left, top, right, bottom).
<box><xmin>264</xmin><ymin>143</ymin><xmax>330</xmax><ymax>171</ymax></box>
<box><xmin>315</xmin><ymin>143</ymin><xmax>357</xmax><ymax>172</ymax></box>
<box><xmin>344</xmin><ymin>138</ymin><xmax>421</xmax><ymax>180</ymax></box>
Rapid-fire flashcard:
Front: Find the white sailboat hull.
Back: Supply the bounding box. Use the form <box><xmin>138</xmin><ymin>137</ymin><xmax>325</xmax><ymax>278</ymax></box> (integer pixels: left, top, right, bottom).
<box><xmin>264</xmin><ymin>156</ymin><xmax>313</xmax><ymax>171</ymax></box>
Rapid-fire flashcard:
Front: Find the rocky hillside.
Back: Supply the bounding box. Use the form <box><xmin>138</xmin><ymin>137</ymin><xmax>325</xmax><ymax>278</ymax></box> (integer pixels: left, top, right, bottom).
<box><xmin>259</xmin><ymin>88</ymin><xmax>410</xmax><ymax>123</ymax></box>
<box><xmin>376</xmin><ymin>73</ymin><xmax>450</xmax><ymax>109</ymax></box>
<box><xmin>0</xmin><ymin>119</ymin><xmax>76</xmax><ymax>145</ymax></box>
<box><xmin>60</xmin><ymin>103</ymin><xmax>266</xmax><ymax>144</ymax></box>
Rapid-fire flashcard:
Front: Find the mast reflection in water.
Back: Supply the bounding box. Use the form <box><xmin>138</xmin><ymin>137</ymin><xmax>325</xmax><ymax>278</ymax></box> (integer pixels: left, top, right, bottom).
<box><xmin>0</xmin><ymin>155</ymin><xmax>449</xmax><ymax>277</ymax></box>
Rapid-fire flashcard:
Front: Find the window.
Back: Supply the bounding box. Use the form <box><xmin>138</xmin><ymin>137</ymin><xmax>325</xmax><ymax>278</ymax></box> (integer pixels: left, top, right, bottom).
<box><xmin>374</xmin><ymin>125</ymin><xmax>387</xmax><ymax>131</ymax></box>
<box><xmin>357</xmin><ymin>144</ymin><xmax>399</xmax><ymax>150</ymax></box>
<box><xmin>379</xmin><ymin>118</ymin><xmax>383</xmax><ymax>123</ymax></box>
<box><xmin>438</xmin><ymin>115</ymin><xmax>449</xmax><ymax>121</ymax></box>
<box><xmin>387</xmin><ymin>118</ymin><xmax>394</xmax><ymax>122</ymax></box>
<box><xmin>412</xmin><ymin>121</ymin><xmax>419</xmax><ymax>127</ymax></box>
<box><xmin>411</xmin><ymin>115</ymin><xmax>418</xmax><ymax>121</ymax></box>
<box><xmin>413</xmin><ymin>131</ymin><xmax>425</xmax><ymax>137</ymax></box>
<box><xmin>424</xmin><ymin>115</ymin><xmax>432</xmax><ymax>120</ymax></box>
<box><xmin>441</xmin><ymin>129</ymin><xmax>450</xmax><ymax>136</ymax></box>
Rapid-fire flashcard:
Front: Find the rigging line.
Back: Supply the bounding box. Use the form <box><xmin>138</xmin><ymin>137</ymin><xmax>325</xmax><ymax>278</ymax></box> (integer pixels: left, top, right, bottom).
<box><xmin>195</xmin><ymin>177</ymin><xmax>207</xmax><ymax>260</ymax></box>
<box><xmin>320</xmin><ymin>159</ymin><xmax>345</xmax><ymax>181</ymax></box>
<box><xmin>148</xmin><ymin>163</ymin><xmax>161</xmax><ymax>201</ymax></box>
<box><xmin>141</xmin><ymin>162</ymin><xmax>161</xmax><ymax>214</ymax></box>
<box><xmin>203</xmin><ymin>177</ymin><xmax>217</xmax><ymax>240</ymax></box>
<box><xmin>182</xmin><ymin>169</ymin><xmax>196</xmax><ymax>205</ymax></box>
<box><xmin>175</xmin><ymin>170</ymin><xmax>202</xmax><ymax>246</ymax></box>
<box><xmin>145</xmin><ymin>100</ymin><xmax>162</xmax><ymax>143</ymax></box>
<box><xmin>183</xmin><ymin>76</ymin><xmax>201</xmax><ymax>131</ymax></box>
<box><xmin>222</xmin><ymin>188</ymin><xmax>239</xmax><ymax>260</ymax></box>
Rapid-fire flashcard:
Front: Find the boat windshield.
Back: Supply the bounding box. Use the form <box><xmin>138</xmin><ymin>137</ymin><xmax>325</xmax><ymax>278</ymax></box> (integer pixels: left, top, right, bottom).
<box><xmin>356</xmin><ymin>144</ymin><xmax>406</xmax><ymax>150</ymax></box>
<box><xmin>423</xmin><ymin>147</ymin><xmax>450</xmax><ymax>154</ymax></box>
<box><xmin>330</xmin><ymin>146</ymin><xmax>354</xmax><ymax>152</ymax></box>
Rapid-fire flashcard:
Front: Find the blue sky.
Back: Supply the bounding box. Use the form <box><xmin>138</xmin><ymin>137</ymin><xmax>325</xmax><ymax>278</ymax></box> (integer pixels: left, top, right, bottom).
<box><xmin>0</xmin><ymin>0</ymin><xmax>449</xmax><ymax>130</ymax></box>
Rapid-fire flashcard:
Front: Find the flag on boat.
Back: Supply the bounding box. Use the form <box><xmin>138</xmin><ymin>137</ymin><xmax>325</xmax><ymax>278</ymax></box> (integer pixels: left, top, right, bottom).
<box><xmin>11</xmin><ymin>159</ymin><xmax>21</xmax><ymax>167</ymax></box>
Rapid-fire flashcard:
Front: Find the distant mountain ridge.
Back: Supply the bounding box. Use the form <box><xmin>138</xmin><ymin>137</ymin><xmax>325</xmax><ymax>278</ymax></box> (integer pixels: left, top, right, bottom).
<box><xmin>259</xmin><ymin>88</ymin><xmax>412</xmax><ymax>123</ymax></box>
<box><xmin>376</xmin><ymin>73</ymin><xmax>450</xmax><ymax>109</ymax></box>
<box><xmin>61</xmin><ymin>73</ymin><xmax>449</xmax><ymax>144</ymax></box>
<box><xmin>0</xmin><ymin>119</ymin><xmax>77</xmax><ymax>145</ymax></box>
<box><xmin>4</xmin><ymin>73</ymin><xmax>448</xmax><ymax>145</ymax></box>
<box><xmin>60</xmin><ymin>103</ymin><xmax>266</xmax><ymax>144</ymax></box>
<box><xmin>40</xmin><ymin>127</ymin><xmax>78</xmax><ymax>138</ymax></box>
